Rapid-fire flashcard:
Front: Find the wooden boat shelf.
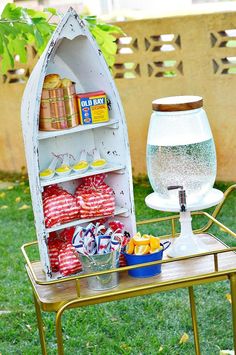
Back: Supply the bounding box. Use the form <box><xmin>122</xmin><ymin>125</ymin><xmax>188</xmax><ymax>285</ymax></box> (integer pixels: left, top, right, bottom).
<box><xmin>21</xmin><ymin>8</ymin><xmax>136</xmax><ymax>280</ymax></box>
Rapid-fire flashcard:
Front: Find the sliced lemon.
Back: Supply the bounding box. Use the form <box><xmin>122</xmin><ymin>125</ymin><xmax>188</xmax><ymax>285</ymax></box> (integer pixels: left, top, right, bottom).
<box><xmin>150</xmin><ymin>246</ymin><xmax>163</xmax><ymax>254</ymax></box>
<box><xmin>40</xmin><ymin>168</ymin><xmax>54</xmax><ymax>178</ymax></box>
<box><xmin>91</xmin><ymin>159</ymin><xmax>107</xmax><ymax>167</ymax></box>
<box><xmin>134</xmin><ymin>244</ymin><xmax>150</xmax><ymax>255</ymax></box>
<box><xmin>126</xmin><ymin>239</ymin><xmax>135</xmax><ymax>254</ymax></box>
<box><xmin>150</xmin><ymin>236</ymin><xmax>161</xmax><ymax>251</ymax></box>
<box><xmin>56</xmin><ymin>165</ymin><xmax>71</xmax><ymax>173</ymax></box>
<box><xmin>133</xmin><ymin>232</ymin><xmax>150</xmax><ymax>245</ymax></box>
<box><xmin>73</xmin><ymin>161</ymin><xmax>89</xmax><ymax>170</ymax></box>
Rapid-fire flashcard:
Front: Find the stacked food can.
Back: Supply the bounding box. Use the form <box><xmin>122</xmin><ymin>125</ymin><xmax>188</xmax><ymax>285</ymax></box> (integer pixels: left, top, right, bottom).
<box><xmin>39</xmin><ymin>74</ymin><xmax>79</xmax><ymax>131</ymax></box>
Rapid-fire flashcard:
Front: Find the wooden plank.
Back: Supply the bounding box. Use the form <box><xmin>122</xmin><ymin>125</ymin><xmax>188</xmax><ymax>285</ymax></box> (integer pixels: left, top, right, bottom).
<box><xmin>27</xmin><ymin>234</ymin><xmax>236</xmax><ymax>308</ymax></box>
<box><xmin>45</xmin><ymin>206</ymin><xmax>129</xmax><ymax>233</ymax></box>
<box><xmin>38</xmin><ymin>119</ymin><xmax>119</xmax><ymax>140</ymax></box>
<box><xmin>40</xmin><ymin>163</ymin><xmax>125</xmax><ymax>187</ymax></box>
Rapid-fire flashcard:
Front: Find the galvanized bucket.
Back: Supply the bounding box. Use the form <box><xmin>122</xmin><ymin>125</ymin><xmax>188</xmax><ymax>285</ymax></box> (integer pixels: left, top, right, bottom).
<box><xmin>80</xmin><ymin>251</ymin><xmax>119</xmax><ymax>291</ymax></box>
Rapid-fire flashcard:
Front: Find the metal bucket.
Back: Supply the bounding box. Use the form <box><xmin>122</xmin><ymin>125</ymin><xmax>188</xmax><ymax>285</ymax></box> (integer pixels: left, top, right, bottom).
<box><xmin>123</xmin><ymin>241</ymin><xmax>171</xmax><ymax>278</ymax></box>
<box><xmin>79</xmin><ymin>251</ymin><xmax>119</xmax><ymax>291</ymax></box>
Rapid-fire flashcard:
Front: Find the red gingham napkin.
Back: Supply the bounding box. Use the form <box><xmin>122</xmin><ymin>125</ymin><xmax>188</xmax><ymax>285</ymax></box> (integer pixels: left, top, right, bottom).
<box><xmin>58</xmin><ymin>243</ymin><xmax>82</xmax><ymax>276</ymax></box>
<box><xmin>43</xmin><ymin>185</ymin><xmax>80</xmax><ymax>228</ymax></box>
<box><xmin>75</xmin><ymin>174</ymin><xmax>115</xmax><ymax>219</ymax></box>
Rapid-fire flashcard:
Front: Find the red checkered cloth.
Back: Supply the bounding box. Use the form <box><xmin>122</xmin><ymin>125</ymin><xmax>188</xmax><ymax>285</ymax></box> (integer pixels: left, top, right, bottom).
<box><xmin>75</xmin><ymin>174</ymin><xmax>115</xmax><ymax>219</ymax></box>
<box><xmin>48</xmin><ymin>229</ymin><xmax>82</xmax><ymax>276</ymax></box>
<box><xmin>43</xmin><ymin>185</ymin><xmax>80</xmax><ymax>228</ymax></box>
<box><xmin>58</xmin><ymin>243</ymin><xmax>82</xmax><ymax>276</ymax></box>
<box><xmin>119</xmin><ymin>233</ymin><xmax>131</xmax><ymax>267</ymax></box>
<box><xmin>48</xmin><ymin>232</ymin><xmax>64</xmax><ymax>272</ymax></box>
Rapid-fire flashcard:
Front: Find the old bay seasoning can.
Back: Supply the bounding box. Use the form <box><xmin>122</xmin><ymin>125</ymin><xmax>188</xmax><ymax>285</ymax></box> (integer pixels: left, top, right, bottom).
<box><xmin>77</xmin><ymin>90</ymin><xmax>109</xmax><ymax>125</ymax></box>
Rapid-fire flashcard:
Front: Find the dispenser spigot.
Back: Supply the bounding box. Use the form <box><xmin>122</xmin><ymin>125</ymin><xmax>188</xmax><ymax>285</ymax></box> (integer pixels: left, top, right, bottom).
<box><xmin>167</xmin><ymin>185</ymin><xmax>187</xmax><ymax>212</ymax></box>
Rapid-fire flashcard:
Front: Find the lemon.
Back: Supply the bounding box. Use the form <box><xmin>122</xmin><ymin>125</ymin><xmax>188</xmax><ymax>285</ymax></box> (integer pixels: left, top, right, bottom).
<box><xmin>133</xmin><ymin>232</ymin><xmax>150</xmax><ymax>245</ymax></box>
<box><xmin>40</xmin><ymin>169</ymin><xmax>53</xmax><ymax>177</ymax></box>
<box><xmin>126</xmin><ymin>239</ymin><xmax>135</xmax><ymax>254</ymax></box>
<box><xmin>91</xmin><ymin>159</ymin><xmax>106</xmax><ymax>167</ymax></box>
<box><xmin>134</xmin><ymin>244</ymin><xmax>150</xmax><ymax>255</ymax></box>
<box><xmin>73</xmin><ymin>161</ymin><xmax>88</xmax><ymax>170</ymax></box>
<box><xmin>150</xmin><ymin>246</ymin><xmax>163</xmax><ymax>254</ymax></box>
<box><xmin>149</xmin><ymin>236</ymin><xmax>161</xmax><ymax>251</ymax></box>
<box><xmin>56</xmin><ymin>165</ymin><xmax>70</xmax><ymax>173</ymax></box>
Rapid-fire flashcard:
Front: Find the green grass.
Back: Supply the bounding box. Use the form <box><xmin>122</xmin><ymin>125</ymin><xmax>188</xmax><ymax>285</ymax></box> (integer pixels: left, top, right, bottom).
<box><xmin>0</xmin><ymin>177</ymin><xmax>236</xmax><ymax>354</ymax></box>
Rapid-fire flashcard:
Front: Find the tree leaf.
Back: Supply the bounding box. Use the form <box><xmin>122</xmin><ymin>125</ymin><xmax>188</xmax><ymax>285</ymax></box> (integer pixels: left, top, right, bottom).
<box><xmin>1</xmin><ymin>41</ymin><xmax>14</xmax><ymax>74</ymax></box>
<box><xmin>0</xmin><ymin>4</ymin><xmax>122</xmax><ymax>71</ymax></box>
<box><xmin>31</xmin><ymin>17</ymin><xmax>47</xmax><ymax>25</ymax></box>
<box><xmin>0</xmin><ymin>22</ymin><xmax>17</xmax><ymax>37</ymax></box>
<box><xmin>97</xmin><ymin>23</ymin><xmax>124</xmax><ymax>35</ymax></box>
<box><xmin>84</xmin><ymin>16</ymin><xmax>97</xmax><ymax>25</ymax></box>
<box><xmin>13</xmin><ymin>22</ymin><xmax>34</xmax><ymax>36</ymax></box>
<box><xmin>19</xmin><ymin>204</ymin><xmax>30</xmax><ymax>210</ymax></box>
<box><xmin>26</xmin><ymin>8</ymin><xmax>47</xmax><ymax>19</ymax></box>
<box><xmin>15</xmin><ymin>39</ymin><xmax>27</xmax><ymax>63</ymax></box>
<box><xmin>101</xmin><ymin>39</ymin><xmax>117</xmax><ymax>56</ymax></box>
<box><xmin>226</xmin><ymin>293</ymin><xmax>232</xmax><ymax>304</ymax></box>
<box><xmin>0</xmin><ymin>205</ymin><xmax>8</xmax><ymax>209</ymax></box>
<box><xmin>24</xmin><ymin>187</ymin><xmax>30</xmax><ymax>194</ymax></box>
<box><xmin>179</xmin><ymin>332</ymin><xmax>189</xmax><ymax>344</ymax></box>
<box><xmin>91</xmin><ymin>26</ymin><xmax>117</xmax><ymax>57</ymax></box>
<box><xmin>33</xmin><ymin>28</ymin><xmax>44</xmax><ymax>49</ymax></box>
<box><xmin>0</xmin><ymin>34</ymin><xmax>4</xmax><ymax>54</ymax></box>
<box><xmin>1</xmin><ymin>3</ymin><xmax>20</xmax><ymax>20</ymax></box>
<box><xmin>35</xmin><ymin>22</ymin><xmax>53</xmax><ymax>36</ymax></box>
<box><xmin>43</xmin><ymin>7</ymin><xmax>58</xmax><ymax>16</ymax></box>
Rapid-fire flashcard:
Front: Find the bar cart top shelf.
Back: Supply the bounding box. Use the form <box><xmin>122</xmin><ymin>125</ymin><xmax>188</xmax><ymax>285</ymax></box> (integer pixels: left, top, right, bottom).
<box><xmin>24</xmin><ymin>233</ymin><xmax>236</xmax><ymax>312</ymax></box>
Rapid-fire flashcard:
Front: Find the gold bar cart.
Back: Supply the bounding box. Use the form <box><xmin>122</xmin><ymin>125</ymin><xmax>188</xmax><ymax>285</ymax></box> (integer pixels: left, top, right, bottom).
<box><xmin>22</xmin><ymin>184</ymin><xmax>236</xmax><ymax>355</ymax></box>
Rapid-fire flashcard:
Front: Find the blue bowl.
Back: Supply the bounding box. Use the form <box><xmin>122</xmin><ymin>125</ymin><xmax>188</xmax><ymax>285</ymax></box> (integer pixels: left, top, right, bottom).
<box><xmin>123</xmin><ymin>241</ymin><xmax>171</xmax><ymax>278</ymax></box>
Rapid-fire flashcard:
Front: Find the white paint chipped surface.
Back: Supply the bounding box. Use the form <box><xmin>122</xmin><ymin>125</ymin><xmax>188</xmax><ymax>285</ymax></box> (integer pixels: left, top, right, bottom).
<box><xmin>21</xmin><ymin>8</ymin><xmax>136</xmax><ymax>280</ymax></box>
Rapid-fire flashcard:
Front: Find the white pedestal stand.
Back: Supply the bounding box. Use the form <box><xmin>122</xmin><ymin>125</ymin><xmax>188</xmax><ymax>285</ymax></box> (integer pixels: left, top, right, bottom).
<box><xmin>145</xmin><ymin>188</ymin><xmax>224</xmax><ymax>257</ymax></box>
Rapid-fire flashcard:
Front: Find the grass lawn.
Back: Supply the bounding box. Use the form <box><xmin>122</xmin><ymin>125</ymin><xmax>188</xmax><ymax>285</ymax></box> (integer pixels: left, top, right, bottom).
<box><xmin>0</xmin><ymin>175</ymin><xmax>236</xmax><ymax>355</ymax></box>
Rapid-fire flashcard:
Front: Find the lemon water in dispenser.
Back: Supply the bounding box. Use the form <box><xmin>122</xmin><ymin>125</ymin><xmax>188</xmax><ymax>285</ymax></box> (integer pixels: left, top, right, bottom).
<box><xmin>145</xmin><ymin>96</ymin><xmax>224</xmax><ymax>257</ymax></box>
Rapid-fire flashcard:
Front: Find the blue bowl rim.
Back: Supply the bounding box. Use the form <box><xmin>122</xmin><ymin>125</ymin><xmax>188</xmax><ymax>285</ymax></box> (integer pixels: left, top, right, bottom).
<box><xmin>123</xmin><ymin>241</ymin><xmax>171</xmax><ymax>258</ymax></box>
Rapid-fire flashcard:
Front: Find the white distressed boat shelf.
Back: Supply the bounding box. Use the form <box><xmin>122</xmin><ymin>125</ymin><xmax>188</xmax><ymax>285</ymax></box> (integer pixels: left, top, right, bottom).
<box><xmin>46</xmin><ymin>206</ymin><xmax>129</xmax><ymax>233</ymax></box>
<box><xmin>38</xmin><ymin>118</ymin><xmax>119</xmax><ymax>140</ymax></box>
<box><xmin>40</xmin><ymin>163</ymin><xmax>125</xmax><ymax>187</ymax></box>
<box><xmin>21</xmin><ymin>8</ymin><xmax>136</xmax><ymax>280</ymax></box>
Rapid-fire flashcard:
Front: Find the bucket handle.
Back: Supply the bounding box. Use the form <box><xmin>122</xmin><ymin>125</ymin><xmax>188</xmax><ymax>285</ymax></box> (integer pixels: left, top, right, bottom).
<box><xmin>162</xmin><ymin>241</ymin><xmax>171</xmax><ymax>250</ymax></box>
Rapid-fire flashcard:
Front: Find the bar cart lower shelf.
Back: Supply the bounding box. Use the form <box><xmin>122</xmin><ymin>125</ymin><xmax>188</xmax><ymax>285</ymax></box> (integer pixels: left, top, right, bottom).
<box><xmin>22</xmin><ymin>185</ymin><xmax>236</xmax><ymax>355</ymax></box>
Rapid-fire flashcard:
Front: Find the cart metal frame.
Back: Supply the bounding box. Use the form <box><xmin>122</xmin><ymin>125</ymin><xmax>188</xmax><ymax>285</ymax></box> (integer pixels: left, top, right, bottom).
<box><xmin>22</xmin><ymin>184</ymin><xmax>236</xmax><ymax>355</ymax></box>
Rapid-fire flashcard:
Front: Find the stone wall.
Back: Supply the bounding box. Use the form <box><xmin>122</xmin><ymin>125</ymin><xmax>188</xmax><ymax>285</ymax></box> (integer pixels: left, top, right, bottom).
<box><xmin>1</xmin><ymin>11</ymin><xmax>236</xmax><ymax>181</ymax></box>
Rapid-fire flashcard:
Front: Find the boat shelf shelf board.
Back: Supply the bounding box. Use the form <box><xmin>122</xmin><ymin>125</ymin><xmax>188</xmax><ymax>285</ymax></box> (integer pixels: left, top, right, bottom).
<box><xmin>38</xmin><ymin>119</ymin><xmax>119</xmax><ymax>140</ymax></box>
<box><xmin>40</xmin><ymin>163</ymin><xmax>125</xmax><ymax>187</ymax></box>
<box><xmin>45</xmin><ymin>206</ymin><xmax>129</xmax><ymax>233</ymax></box>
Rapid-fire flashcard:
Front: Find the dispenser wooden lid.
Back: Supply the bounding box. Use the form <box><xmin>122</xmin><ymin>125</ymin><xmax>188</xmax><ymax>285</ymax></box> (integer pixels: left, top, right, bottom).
<box><xmin>152</xmin><ymin>96</ymin><xmax>203</xmax><ymax>112</ymax></box>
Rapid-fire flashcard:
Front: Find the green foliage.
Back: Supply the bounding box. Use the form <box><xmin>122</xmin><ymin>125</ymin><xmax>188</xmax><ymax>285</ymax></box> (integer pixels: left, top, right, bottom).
<box><xmin>85</xmin><ymin>15</ymin><xmax>123</xmax><ymax>68</ymax></box>
<box><xmin>0</xmin><ymin>178</ymin><xmax>236</xmax><ymax>353</ymax></box>
<box><xmin>0</xmin><ymin>3</ymin><xmax>122</xmax><ymax>74</ymax></box>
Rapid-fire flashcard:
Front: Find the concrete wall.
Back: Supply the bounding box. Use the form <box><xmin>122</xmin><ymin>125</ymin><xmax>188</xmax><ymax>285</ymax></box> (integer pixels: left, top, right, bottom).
<box><xmin>114</xmin><ymin>12</ymin><xmax>236</xmax><ymax>181</ymax></box>
<box><xmin>1</xmin><ymin>11</ymin><xmax>236</xmax><ymax>181</ymax></box>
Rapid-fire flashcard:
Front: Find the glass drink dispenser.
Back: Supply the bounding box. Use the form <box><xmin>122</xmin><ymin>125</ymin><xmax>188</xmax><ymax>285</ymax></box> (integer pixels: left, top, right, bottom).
<box><xmin>146</xmin><ymin>96</ymin><xmax>223</xmax><ymax>257</ymax></box>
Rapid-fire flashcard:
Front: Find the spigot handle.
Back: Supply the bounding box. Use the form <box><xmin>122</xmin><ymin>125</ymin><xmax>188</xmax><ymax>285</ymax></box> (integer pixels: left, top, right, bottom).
<box><xmin>167</xmin><ymin>185</ymin><xmax>183</xmax><ymax>191</ymax></box>
<box><xmin>167</xmin><ymin>185</ymin><xmax>186</xmax><ymax>212</ymax></box>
